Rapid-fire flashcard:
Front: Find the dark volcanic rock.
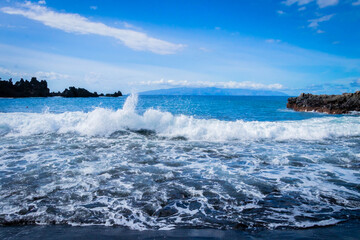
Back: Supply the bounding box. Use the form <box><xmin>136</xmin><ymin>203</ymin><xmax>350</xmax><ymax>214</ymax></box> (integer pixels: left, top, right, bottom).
<box><xmin>60</xmin><ymin>87</ymin><xmax>99</xmax><ymax>98</ymax></box>
<box><xmin>105</xmin><ymin>91</ymin><xmax>122</xmax><ymax>97</ymax></box>
<box><xmin>1</xmin><ymin>76</ymin><xmax>123</xmax><ymax>98</ymax></box>
<box><xmin>0</xmin><ymin>77</ymin><xmax>50</xmax><ymax>97</ymax></box>
<box><xmin>49</xmin><ymin>91</ymin><xmax>62</xmax><ymax>97</ymax></box>
<box><xmin>287</xmin><ymin>91</ymin><xmax>360</xmax><ymax>114</ymax></box>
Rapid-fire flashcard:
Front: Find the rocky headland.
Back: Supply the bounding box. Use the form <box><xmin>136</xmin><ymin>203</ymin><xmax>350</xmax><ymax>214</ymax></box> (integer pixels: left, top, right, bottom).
<box><xmin>0</xmin><ymin>77</ymin><xmax>49</xmax><ymax>97</ymax></box>
<box><xmin>0</xmin><ymin>77</ymin><xmax>122</xmax><ymax>98</ymax></box>
<box><xmin>287</xmin><ymin>92</ymin><xmax>360</xmax><ymax>114</ymax></box>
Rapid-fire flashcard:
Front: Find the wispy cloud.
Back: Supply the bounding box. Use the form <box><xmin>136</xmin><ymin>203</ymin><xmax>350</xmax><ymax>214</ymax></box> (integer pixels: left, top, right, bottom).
<box><xmin>35</xmin><ymin>71</ymin><xmax>70</xmax><ymax>80</ymax></box>
<box><xmin>282</xmin><ymin>0</ymin><xmax>313</xmax><ymax>6</ymax></box>
<box><xmin>282</xmin><ymin>0</ymin><xmax>339</xmax><ymax>8</ymax></box>
<box><xmin>308</xmin><ymin>14</ymin><xmax>335</xmax><ymax>28</ymax></box>
<box><xmin>0</xmin><ymin>44</ymin><xmax>211</xmax><ymax>93</ymax></box>
<box><xmin>0</xmin><ymin>67</ymin><xmax>69</xmax><ymax>80</ymax></box>
<box><xmin>353</xmin><ymin>0</ymin><xmax>360</xmax><ymax>6</ymax></box>
<box><xmin>317</xmin><ymin>0</ymin><xmax>338</xmax><ymax>8</ymax></box>
<box><xmin>265</xmin><ymin>39</ymin><xmax>281</xmax><ymax>43</ymax></box>
<box><xmin>301</xmin><ymin>78</ymin><xmax>360</xmax><ymax>94</ymax></box>
<box><xmin>139</xmin><ymin>79</ymin><xmax>284</xmax><ymax>90</ymax></box>
<box><xmin>0</xmin><ymin>2</ymin><xmax>184</xmax><ymax>55</ymax></box>
<box><xmin>0</xmin><ymin>67</ymin><xmax>28</xmax><ymax>78</ymax></box>
<box><xmin>89</xmin><ymin>6</ymin><xmax>97</xmax><ymax>10</ymax></box>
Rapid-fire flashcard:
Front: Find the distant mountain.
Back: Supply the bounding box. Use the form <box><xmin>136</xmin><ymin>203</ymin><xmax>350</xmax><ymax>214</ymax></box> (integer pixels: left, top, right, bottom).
<box><xmin>139</xmin><ymin>87</ymin><xmax>287</xmax><ymax>96</ymax></box>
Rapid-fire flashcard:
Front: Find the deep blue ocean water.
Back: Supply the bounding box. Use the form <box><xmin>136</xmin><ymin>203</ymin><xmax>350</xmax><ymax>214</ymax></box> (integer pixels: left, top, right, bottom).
<box><xmin>0</xmin><ymin>95</ymin><xmax>359</xmax><ymax>235</ymax></box>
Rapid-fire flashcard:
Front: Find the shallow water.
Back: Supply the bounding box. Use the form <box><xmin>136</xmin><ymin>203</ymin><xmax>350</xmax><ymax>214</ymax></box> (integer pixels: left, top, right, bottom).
<box><xmin>0</xmin><ymin>95</ymin><xmax>359</xmax><ymax>231</ymax></box>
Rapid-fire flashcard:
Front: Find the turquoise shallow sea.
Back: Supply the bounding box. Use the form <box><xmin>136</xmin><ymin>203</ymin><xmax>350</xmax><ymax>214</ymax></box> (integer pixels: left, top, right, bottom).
<box><xmin>0</xmin><ymin>95</ymin><xmax>359</xmax><ymax>238</ymax></box>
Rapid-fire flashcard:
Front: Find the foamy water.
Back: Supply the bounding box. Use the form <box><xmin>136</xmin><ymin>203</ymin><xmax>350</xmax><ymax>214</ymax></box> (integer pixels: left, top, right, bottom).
<box><xmin>0</xmin><ymin>94</ymin><xmax>359</xmax><ymax>230</ymax></box>
<box><xmin>1</xmin><ymin>94</ymin><xmax>359</xmax><ymax>141</ymax></box>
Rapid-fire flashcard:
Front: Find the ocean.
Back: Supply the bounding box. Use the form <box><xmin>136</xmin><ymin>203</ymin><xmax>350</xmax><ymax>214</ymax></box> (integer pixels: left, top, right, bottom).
<box><xmin>0</xmin><ymin>95</ymin><xmax>359</xmax><ymax>238</ymax></box>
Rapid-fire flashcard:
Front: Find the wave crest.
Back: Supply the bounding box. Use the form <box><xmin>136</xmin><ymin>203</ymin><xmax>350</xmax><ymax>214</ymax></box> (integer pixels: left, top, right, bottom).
<box><xmin>1</xmin><ymin>94</ymin><xmax>360</xmax><ymax>141</ymax></box>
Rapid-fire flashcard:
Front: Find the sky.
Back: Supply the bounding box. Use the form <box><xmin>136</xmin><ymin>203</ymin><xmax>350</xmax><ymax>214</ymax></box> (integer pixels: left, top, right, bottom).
<box><xmin>0</xmin><ymin>0</ymin><xmax>359</xmax><ymax>95</ymax></box>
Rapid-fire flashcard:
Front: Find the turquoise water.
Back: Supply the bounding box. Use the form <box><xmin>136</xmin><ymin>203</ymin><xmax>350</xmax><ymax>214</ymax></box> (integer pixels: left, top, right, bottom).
<box><xmin>0</xmin><ymin>95</ymin><xmax>359</xmax><ymax>231</ymax></box>
<box><xmin>0</xmin><ymin>95</ymin><xmax>342</xmax><ymax>121</ymax></box>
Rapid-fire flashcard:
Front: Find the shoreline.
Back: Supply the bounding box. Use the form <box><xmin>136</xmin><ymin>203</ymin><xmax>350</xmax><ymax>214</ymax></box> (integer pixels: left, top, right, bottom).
<box><xmin>1</xmin><ymin>219</ymin><xmax>359</xmax><ymax>240</ymax></box>
<box><xmin>287</xmin><ymin>92</ymin><xmax>360</xmax><ymax>114</ymax></box>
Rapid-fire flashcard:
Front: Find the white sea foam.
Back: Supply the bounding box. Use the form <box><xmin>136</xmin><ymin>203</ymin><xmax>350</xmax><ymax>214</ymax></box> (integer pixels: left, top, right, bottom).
<box><xmin>0</xmin><ymin>94</ymin><xmax>359</xmax><ymax>141</ymax></box>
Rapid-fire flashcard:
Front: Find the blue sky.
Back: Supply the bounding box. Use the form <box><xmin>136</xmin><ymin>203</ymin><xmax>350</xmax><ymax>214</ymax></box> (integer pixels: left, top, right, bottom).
<box><xmin>0</xmin><ymin>0</ymin><xmax>359</xmax><ymax>95</ymax></box>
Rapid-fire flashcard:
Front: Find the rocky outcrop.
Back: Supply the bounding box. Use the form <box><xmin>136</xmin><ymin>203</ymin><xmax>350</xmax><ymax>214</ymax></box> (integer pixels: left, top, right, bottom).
<box><xmin>287</xmin><ymin>92</ymin><xmax>360</xmax><ymax>114</ymax></box>
<box><xmin>105</xmin><ymin>91</ymin><xmax>122</xmax><ymax>97</ymax></box>
<box><xmin>58</xmin><ymin>88</ymin><xmax>122</xmax><ymax>97</ymax></box>
<box><xmin>60</xmin><ymin>87</ymin><xmax>99</xmax><ymax>98</ymax></box>
<box><xmin>0</xmin><ymin>77</ymin><xmax>123</xmax><ymax>98</ymax></box>
<box><xmin>0</xmin><ymin>77</ymin><xmax>50</xmax><ymax>97</ymax></box>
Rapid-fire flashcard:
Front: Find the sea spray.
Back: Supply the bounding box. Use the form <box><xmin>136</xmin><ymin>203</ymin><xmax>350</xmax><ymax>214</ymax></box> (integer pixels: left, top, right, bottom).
<box><xmin>0</xmin><ymin>94</ymin><xmax>359</xmax><ymax>140</ymax></box>
<box><xmin>122</xmin><ymin>93</ymin><xmax>138</xmax><ymax>113</ymax></box>
<box><xmin>0</xmin><ymin>95</ymin><xmax>359</xmax><ymax>230</ymax></box>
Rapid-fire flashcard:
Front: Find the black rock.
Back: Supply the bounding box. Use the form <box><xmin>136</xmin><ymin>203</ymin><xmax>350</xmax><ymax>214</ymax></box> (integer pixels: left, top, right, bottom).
<box><xmin>49</xmin><ymin>91</ymin><xmax>62</xmax><ymax>97</ymax></box>
<box><xmin>0</xmin><ymin>77</ymin><xmax>50</xmax><ymax>97</ymax></box>
<box><xmin>105</xmin><ymin>91</ymin><xmax>122</xmax><ymax>97</ymax></box>
<box><xmin>0</xmin><ymin>76</ymin><xmax>123</xmax><ymax>98</ymax></box>
<box><xmin>287</xmin><ymin>91</ymin><xmax>360</xmax><ymax>114</ymax></box>
<box><xmin>60</xmin><ymin>87</ymin><xmax>99</xmax><ymax>98</ymax></box>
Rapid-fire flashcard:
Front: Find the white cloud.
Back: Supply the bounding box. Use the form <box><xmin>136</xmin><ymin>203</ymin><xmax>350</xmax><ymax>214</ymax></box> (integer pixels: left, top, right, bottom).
<box><xmin>0</xmin><ymin>44</ymin><xmax>213</xmax><ymax>93</ymax></box>
<box><xmin>282</xmin><ymin>0</ymin><xmax>314</xmax><ymax>6</ymax></box>
<box><xmin>277</xmin><ymin>10</ymin><xmax>285</xmax><ymax>15</ymax></box>
<box><xmin>298</xmin><ymin>6</ymin><xmax>307</xmax><ymax>10</ymax></box>
<box><xmin>0</xmin><ymin>67</ymin><xmax>69</xmax><ymax>80</ymax></box>
<box><xmin>316</xmin><ymin>29</ymin><xmax>325</xmax><ymax>33</ymax></box>
<box><xmin>265</xmin><ymin>39</ymin><xmax>281</xmax><ymax>43</ymax></box>
<box><xmin>308</xmin><ymin>14</ymin><xmax>335</xmax><ymax>28</ymax></box>
<box><xmin>353</xmin><ymin>0</ymin><xmax>360</xmax><ymax>5</ymax></box>
<box><xmin>0</xmin><ymin>67</ymin><xmax>28</xmax><ymax>78</ymax></box>
<box><xmin>139</xmin><ymin>79</ymin><xmax>284</xmax><ymax>90</ymax></box>
<box><xmin>38</xmin><ymin>0</ymin><xmax>46</xmax><ymax>4</ymax></box>
<box><xmin>1</xmin><ymin>33</ymin><xmax>360</xmax><ymax>95</ymax></box>
<box><xmin>123</xmin><ymin>22</ymin><xmax>135</xmax><ymax>29</ymax></box>
<box><xmin>35</xmin><ymin>71</ymin><xmax>70</xmax><ymax>80</ymax></box>
<box><xmin>0</xmin><ymin>2</ymin><xmax>184</xmax><ymax>55</ymax></box>
<box><xmin>113</xmin><ymin>21</ymin><xmax>141</xmax><ymax>31</ymax></box>
<box><xmin>282</xmin><ymin>0</ymin><xmax>338</xmax><ymax>7</ymax></box>
<box><xmin>317</xmin><ymin>0</ymin><xmax>338</xmax><ymax>8</ymax></box>
<box><xmin>89</xmin><ymin>6</ymin><xmax>97</xmax><ymax>10</ymax></box>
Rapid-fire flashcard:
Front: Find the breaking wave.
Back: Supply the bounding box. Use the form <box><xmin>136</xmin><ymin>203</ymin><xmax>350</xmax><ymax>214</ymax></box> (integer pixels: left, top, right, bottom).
<box><xmin>1</xmin><ymin>94</ymin><xmax>360</xmax><ymax>230</ymax></box>
<box><xmin>0</xmin><ymin>94</ymin><xmax>359</xmax><ymax>141</ymax></box>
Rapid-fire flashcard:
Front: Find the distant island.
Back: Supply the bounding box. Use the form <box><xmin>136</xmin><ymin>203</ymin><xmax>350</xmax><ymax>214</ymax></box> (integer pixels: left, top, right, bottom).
<box><xmin>287</xmin><ymin>92</ymin><xmax>360</xmax><ymax>114</ymax></box>
<box><xmin>139</xmin><ymin>87</ymin><xmax>287</xmax><ymax>96</ymax></box>
<box><xmin>0</xmin><ymin>77</ymin><xmax>122</xmax><ymax>98</ymax></box>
